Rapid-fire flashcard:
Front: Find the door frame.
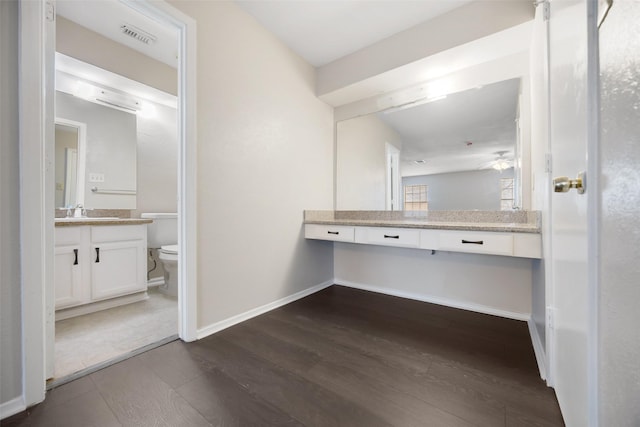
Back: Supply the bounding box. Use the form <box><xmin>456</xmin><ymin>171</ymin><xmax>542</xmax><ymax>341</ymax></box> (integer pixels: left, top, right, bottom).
<box><xmin>19</xmin><ymin>0</ymin><xmax>198</xmax><ymax>408</ymax></box>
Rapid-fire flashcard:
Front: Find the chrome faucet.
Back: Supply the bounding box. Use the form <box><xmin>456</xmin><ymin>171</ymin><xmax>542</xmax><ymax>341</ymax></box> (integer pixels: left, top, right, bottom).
<box><xmin>73</xmin><ymin>204</ymin><xmax>86</xmax><ymax>218</ymax></box>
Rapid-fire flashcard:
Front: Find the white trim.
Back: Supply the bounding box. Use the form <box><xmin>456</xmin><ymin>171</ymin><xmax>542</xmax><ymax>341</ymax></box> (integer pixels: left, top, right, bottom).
<box><xmin>123</xmin><ymin>0</ymin><xmax>199</xmax><ymax>343</ymax></box>
<box><xmin>54</xmin><ymin>291</ymin><xmax>149</xmax><ymax>321</ymax></box>
<box><xmin>196</xmin><ymin>281</ymin><xmax>334</xmax><ymax>339</ymax></box>
<box><xmin>19</xmin><ymin>0</ymin><xmax>54</xmax><ymax>406</ymax></box>
<box><xmin>586</xmin><ymin>0</ymin><xmax>601</xmax><ymax>423</ymax></box>
<box><xmin>0</xmin><ymin>396</ymin><xmax>26</xmax><ymax>421</ymax></box>
<box><xmin>528</xmin><ymin>318</ymin><xmax>548</xmax><ymax>380</ymax></box>
<box><xmin>335</xmin><ymin>279</ymin><xmax>531</xmax><ymax>321</ymax></box>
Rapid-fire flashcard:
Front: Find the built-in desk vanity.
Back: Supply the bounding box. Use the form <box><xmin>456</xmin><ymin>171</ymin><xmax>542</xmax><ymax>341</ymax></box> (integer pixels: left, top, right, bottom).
<box><xmin>304</xmin><ymin>210</ymin><xmax>541</xmax><ymax>259</ymax></box>
<box><xmin>54</xmin><ymin>218</ymin><xmax>152</xmax><ymax>320</ymax></box>
<box><xmin>304</xmin><ymin>210</ymin><xmax>542</xmax><ymax>327</ymax></box>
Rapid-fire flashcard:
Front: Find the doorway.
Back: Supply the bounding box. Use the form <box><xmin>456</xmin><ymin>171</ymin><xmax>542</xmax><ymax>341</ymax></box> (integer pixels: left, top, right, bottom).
<box><xmin>51</xmin><ymin>51</ymin><xmax>180</xmax><ymax>382</ymax></box>
<box><xmin>19</xmin><ymin>0</ymin><xmax>197</xmax><ymax>406</ymax></box>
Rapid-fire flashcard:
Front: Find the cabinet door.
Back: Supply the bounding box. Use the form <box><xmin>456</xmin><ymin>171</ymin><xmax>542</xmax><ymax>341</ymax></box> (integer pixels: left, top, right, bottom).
<box><xmin>90</xmin><ymin>240</ymin><xmax>147</xmax><ymax>301</ymax></box>
<box><xmin>54</xmin><ymin>245</ymin><xmax>84</xmax><ymax>309</ymax></box>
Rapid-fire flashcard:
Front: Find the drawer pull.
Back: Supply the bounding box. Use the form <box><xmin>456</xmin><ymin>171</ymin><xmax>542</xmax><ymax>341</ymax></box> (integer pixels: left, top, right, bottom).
<box><xmin>73</xmin><ymin>249</ymin><xmax>78</xmax><ymax>265</ymax></box>
<box><xmin>384</xmin><ymin>235</ymin><xmax>400</xmax><ymax>239</ymax></box>
<box><xmin>327</xmin><ymin>231</ymin><xmax>340</xmax><ymax>235</ymax></box>
<box><xmin>461</xmin><ymin>239</ymin><xmax>484</xmax><ymax>245</ymax></box>
<box><xmin>95</xmin><ymin>247</ymin><xmax>100</xmax><ymax>263</ymax></box>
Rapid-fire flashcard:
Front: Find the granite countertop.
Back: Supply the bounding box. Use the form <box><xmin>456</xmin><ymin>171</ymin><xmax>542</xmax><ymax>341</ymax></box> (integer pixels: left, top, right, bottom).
<box><xmin>55</xmin><ymin>218</ymin><xmax>152</xmax><ymax>227</ymax></box>
<box><xmin>304</xmin><ymin>210</ymin><xmax>541</xmax><ymax>234</ymax></box>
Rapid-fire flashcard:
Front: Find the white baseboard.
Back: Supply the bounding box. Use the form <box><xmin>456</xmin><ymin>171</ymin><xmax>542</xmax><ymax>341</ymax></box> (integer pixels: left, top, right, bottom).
<box><xmin>334</xmin><ymin>279</ymin><xmax>531</xmax><ymax>321</ymax></box>
<box><xmin>55</xmin><ymin>291</ymin><xmax>149</xmax><ymax>321</ymax></box>
<box><xmin>528</xmin><ymin>318</ymin><xmax>547</xmax><ymax>380</ymax></box>
<box><xmin>0</xmin><ymin>396</ymin><xmax>26</xmax><ymax>420</ymax></box>
<box><xmin>196</xmin><ymin>280</ymin><xmax>334</xmax><ymax>340</ymax></box>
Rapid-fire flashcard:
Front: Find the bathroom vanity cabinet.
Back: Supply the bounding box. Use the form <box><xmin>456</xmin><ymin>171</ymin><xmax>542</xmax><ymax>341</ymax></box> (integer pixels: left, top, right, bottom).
<box><xmin>54</xmin><ymin>223</ymin><xmax>148</xmax><ymax>318</ymax></box>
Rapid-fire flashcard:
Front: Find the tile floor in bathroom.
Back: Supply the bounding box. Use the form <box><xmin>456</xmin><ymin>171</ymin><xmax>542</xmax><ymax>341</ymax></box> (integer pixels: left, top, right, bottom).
<box><xmin>54</xmin><ymin>287</ymin><xmax>178</xmax><ymax>379</ymax></box>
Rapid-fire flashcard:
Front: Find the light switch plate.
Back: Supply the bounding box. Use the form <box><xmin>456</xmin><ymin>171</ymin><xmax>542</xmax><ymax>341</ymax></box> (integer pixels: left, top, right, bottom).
<box><xmin>89</xmin><ymin>173</ymin><xmax>105</xmax><ymax>183</ymax></box>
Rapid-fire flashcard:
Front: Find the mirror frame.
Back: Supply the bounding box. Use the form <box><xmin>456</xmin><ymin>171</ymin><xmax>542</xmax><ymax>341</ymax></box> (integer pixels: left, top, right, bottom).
<box><xmin>55</xmin><ymin>117</ymin><xmax>87</xmax><ymax>208</ymax></box>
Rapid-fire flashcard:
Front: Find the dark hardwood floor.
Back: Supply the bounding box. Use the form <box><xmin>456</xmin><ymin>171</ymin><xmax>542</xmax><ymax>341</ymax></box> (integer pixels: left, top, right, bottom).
<box><xmin>3</xmin><ymin>286</ymin><xmax>564</xmax><ymax>426</ymax></box>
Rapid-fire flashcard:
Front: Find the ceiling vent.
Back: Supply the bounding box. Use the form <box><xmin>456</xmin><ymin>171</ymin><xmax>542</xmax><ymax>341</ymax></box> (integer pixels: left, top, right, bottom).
<box><xmin>120</xmin><ymin>23</ymin><xmax>157</xmax><ymax>45</ymax></box>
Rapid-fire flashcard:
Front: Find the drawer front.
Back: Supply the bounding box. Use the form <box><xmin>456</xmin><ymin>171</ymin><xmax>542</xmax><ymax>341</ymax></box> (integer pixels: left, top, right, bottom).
<box><xmin>305</xmin><ymin>224</ymin><xmax>355</xmax><ymax>242</ymax></box>
<box><xmin>437</xmin><ymin>231</ymin><xmax>513</xmax><ymax>256</ymax></box>
<box><xmin>91</xmin><ymin>224</ymin><xmax>146</xmax><ymax>243</ymax></box>
<box><xmin>358</xmin><ymin>227</ymin><xmax>420</xmax><ymax>248</ymax></box>
<box><xmin>55</xmin><ymin>226</ymin><xmax>83</xmax><ymax>246</ymax></box>
<box><xmin>513</xmin><ymin>233</ymin><xmax>542</xmax><ymax>259</ymax></box>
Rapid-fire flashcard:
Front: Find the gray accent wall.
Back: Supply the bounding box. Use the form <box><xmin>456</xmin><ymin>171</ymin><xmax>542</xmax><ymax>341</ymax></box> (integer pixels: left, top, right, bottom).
<box><xmin>0</xmin><ymin>0</ymin><xmax>23</xmax><ymax>407</ymax></box>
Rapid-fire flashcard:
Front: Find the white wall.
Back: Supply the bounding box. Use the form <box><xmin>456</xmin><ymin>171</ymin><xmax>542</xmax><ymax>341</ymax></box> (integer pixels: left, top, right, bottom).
<box><xmin>598</xmin><ymin>2</ymin><xmax>640</xmax><ymax>423</ymax></box>
<box><xmin>335</xmin><ymin>244</ymin><xmax>532</xmax><ymax>319</ymax></box>
<box><xmin>317</xmin><ymin>0</ymin><xmax>534</xmax><ymax>98</ymax></box>
<box><xmin>56</xmin><ymin>92</ymin><xmax>137</xmax><ymax>209</ymax></box>
<box><xmin>336</xmin><ymin>114</ymin><xmax>402</xmax><ymax>210</ymax></box>
<box><xmin>170</xmin><ymin>1</ymin><xmax>334</xmax><ymax>329</ymax></box>
<box><xmin>57</xmin><ymin>16</ymin><xmax>177</xmax><ymax>95</ymax></box>
<box><xmin>132</xmin><ymin>101</ymin><xmax>178</xmax><ymax>217</ymax></box>
<box><xmin>0</xmin><ymin>0</ymin><xmax>22</xmax><ymax>410</ymax></box>
<box><xmin>403</xmin><ymin>168</ymin><xmax>514</xmax><ymax>211</ymax></box>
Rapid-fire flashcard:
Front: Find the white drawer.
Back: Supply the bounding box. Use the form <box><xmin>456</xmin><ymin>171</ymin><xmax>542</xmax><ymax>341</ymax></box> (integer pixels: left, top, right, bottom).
<box><xmin>305</xmin><ymin>224</ymin><xmax>355</xmax><ymax>242</ymax></box>
<box><xmin>430</xmin><ymin>230</ymin><xmax>514</xmax><ymax>256</ymax></box>
<box><xmin>513</xmin><ymin>233</ymin><xmax>542</xmax><ymax>259</ymax></box>
<box><xmin>356</xmin><ymin>227</ymin><xmax>420</xmax><ymax>248</ymax></box>
<box><xmin>55</xmin><ymin>226</ymin><xmax>83</xmax><ymax>246</ymax></box>
<box><xmin>91</xmin><ymin>225</ymin><xmax>146</xmax><ymax>243</ymax></box>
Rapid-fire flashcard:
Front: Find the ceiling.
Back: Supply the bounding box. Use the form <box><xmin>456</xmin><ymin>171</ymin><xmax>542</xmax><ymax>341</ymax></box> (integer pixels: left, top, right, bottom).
<box><xmin>234</xmin><ymin>0</ymin><xmax>473</xmax><ymax>67</ymax></box>
<box><xmin>378</xmin><ymin>78</ymin><xmax>520</xmax><ymax>176</ymax></box>
<box><xmin>56</xmin><ymin>0</ymin><xmax>179</xmax><ymax>68</ymax></box>
<box><xmin>56</xmin><ymin>0</ymin><xmax>474</xmax><ymax>70</ymax></box>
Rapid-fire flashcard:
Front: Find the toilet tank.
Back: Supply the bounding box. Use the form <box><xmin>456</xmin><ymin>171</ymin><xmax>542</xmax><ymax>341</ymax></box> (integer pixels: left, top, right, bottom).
<box><xmin>140</xmin><ymin>213</ymin><xmax>177</xmax><ymax>248</ymax></box>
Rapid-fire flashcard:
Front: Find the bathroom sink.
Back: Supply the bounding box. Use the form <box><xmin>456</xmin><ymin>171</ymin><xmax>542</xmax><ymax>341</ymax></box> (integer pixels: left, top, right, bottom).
<box><xmin>55</xmin><ymin>217</ymin><xmax>119</xmax><ymax>222</ymax></box>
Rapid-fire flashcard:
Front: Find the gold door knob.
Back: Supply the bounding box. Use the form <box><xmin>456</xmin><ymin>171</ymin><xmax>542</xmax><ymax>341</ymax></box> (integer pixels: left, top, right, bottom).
<box><xmin>553</xmin><ymin>172</ymin><xmax>586</xmax><ymax>194</ymax></box>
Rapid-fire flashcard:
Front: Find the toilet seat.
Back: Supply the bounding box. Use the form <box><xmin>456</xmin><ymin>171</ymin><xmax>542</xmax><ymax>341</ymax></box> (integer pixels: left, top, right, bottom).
<box><xmin>160</xmin><ymin>244</ymin><xmax>178</xmax><ymax>255</ymax></box>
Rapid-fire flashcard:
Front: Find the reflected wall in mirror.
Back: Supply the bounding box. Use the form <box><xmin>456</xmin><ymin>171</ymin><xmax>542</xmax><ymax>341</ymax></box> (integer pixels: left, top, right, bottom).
<box><xmin>336</xmin><ymin>78</ymin><xmax>522</xmax><ymax>211</ymax></box>
<box><xmin>55</xmin><ymin>91</ymin><xmax>137</xmax><ymax>209</ymax></box>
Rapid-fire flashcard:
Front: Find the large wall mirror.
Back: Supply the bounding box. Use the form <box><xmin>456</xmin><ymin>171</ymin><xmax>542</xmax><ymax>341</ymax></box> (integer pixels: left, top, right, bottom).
<box><xmin>336</xmin><ymin>77</ymin><xmax>525</xmax><ymax>211</ymax></box>
<box><xmin>55</xmin><ymin>90</ymin><xmax>137</xmax><ymax>210</ymax></box>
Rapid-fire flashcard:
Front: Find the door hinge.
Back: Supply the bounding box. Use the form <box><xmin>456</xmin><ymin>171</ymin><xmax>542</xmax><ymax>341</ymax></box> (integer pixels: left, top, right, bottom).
<box><xmin>546</xmin><ymin>307</ymin><xmax>556</xmax><ymax>330</ymax></box>
<box><xmin>545</xmin><ymin>153</ymin><xmax>552</xmax><ymax>173</ymax></box>
<box><xmin>45</xmin><ymin>1</ymin><xmax>55</xmax><ymax>22</ymax></box>
<box><xmin>543</xmin><ymin>1</ymin><xmax>550</xmax><ymax>21</ymax></box>
<box><xmin>536</xmin><ymin>0</ymin><xmax>551</xmax><ymax>21</ymax></box>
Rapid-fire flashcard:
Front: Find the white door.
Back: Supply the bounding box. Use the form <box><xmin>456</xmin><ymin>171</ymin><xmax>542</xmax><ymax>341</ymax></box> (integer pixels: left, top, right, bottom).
<box><xmin>596</xmin><ymin>1</ymin><xmax>640</xmax><ymax>423</ymax></box>
<box><xmin>547</xmin><ymin>0</ymin><xmax>596</xmax><ymax>424</ymax></box>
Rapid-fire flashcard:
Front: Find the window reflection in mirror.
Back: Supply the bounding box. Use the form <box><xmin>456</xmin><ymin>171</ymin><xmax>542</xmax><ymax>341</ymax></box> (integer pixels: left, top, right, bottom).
<box><xmin>336</xmin><ymin>78</ymin><xmax>523</xmax><ymax>211</ymax></box>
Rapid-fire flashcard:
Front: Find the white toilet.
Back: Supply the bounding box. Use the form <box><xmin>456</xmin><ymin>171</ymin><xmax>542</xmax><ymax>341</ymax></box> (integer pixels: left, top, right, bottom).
<box><xmin>141</xmin><ymin>213</ymin><xmax>178</xmax><ymax>297</ymax></box>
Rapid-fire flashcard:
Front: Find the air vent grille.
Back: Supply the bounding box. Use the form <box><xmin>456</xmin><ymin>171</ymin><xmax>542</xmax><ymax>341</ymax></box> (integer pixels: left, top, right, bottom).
<box><xmin>120</xmin><ymin>24</ymin><xmax>157</xmax><ymax>45</ymax></box>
